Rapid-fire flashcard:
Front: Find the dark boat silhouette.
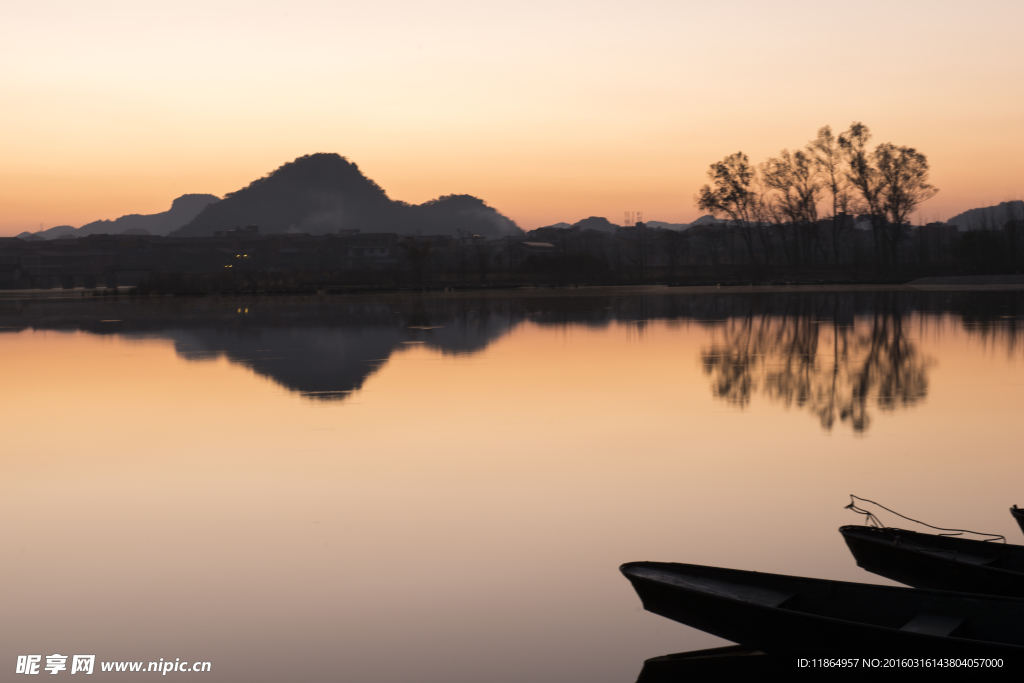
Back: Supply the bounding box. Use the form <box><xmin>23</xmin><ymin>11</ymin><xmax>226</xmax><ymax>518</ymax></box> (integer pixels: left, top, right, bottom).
<box><xmin>634</xmin><ymin>645</ymin><xmax>781</xmax><ymax>681</ymax></box>
<box><xmin>1011</xmin><ymin>506</ymin><xmax>1024</xmax><ymax>536</ymax></box>
<box><xmin>841</xmin><ymin>525</ymin><xmax>1024</xmax><ymax>597</ymax></box>
<box><xmin>621</xmin><ymin>561</ymin><xmax>1024</xmax><ymax>656</ymax></box>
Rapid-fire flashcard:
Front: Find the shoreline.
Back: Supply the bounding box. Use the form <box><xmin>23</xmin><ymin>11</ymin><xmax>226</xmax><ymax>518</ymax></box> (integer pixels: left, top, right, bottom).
<box><xmin>2</xmin><ymin>279</ymin><xmax>1024</xmax><ymax>303</ymax></box>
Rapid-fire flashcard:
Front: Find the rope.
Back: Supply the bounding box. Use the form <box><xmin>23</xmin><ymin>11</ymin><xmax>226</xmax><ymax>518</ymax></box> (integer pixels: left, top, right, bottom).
<box><xmin>845</xmin><ymin>495</ymin><xmax>1005</xmax><ymax>544</ymax></box>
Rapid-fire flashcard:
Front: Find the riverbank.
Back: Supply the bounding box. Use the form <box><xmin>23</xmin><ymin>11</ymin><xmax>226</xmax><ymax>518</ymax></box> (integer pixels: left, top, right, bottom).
<box><xmin>3</xmin><ymin>279</ymin><xmax>1024</xmax><ymax>304</ymax></box>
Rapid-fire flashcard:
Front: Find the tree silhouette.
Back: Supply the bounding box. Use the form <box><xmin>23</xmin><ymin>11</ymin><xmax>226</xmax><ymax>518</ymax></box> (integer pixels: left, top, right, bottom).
<box><xmin>694</xmin><ymin>123</ymin><xmax>939</xmax><ymax>271</ymax></box>
<box><xmin>762</xmin><ymin>148</ymin><xmax>823</xmax><ymax>265</ymax></box>
<box><xmin>696</xmin><ymin>152</ymin><xmax>760</xmax><ymax>263</ymax></box>
<box><xmin>809</xmin><ymin>125</ymin><xmax>853</xmax><ymax>263</ymax></box>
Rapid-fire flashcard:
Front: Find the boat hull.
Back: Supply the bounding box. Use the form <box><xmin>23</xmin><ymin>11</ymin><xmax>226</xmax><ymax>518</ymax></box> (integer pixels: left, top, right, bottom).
<box><xmin>622</xmin><ymin>561</ymin><xmax>1024</xmax><ymax>657</ymax></box>
<box><xmin>1011</xmin><ymin>507</ymin><xmax>1024</xmax><ymax>537</ymax></box>
<box><xmin>841</xmin><ymin>525</ymin><xmax>1024</xmax><ymax>597</ymax></box>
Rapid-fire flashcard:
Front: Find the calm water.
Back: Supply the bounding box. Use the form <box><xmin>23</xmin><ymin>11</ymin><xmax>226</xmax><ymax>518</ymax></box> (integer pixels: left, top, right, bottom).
<box><xmin>2</xmin><ymin>287</ymin><xmax>1023</xmax><ymax>681</ymax></box>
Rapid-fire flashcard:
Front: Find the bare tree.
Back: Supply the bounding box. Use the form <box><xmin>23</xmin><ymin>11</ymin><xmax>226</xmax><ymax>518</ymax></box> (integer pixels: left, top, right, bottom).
<box><xmin>691</xmin><ymin>122</ymin><xmax>939</xmax><ymax>272</ymax></box>
<box><xmin>875</xmin><ymin>142</ymin><xmax>938</xmax><ymax>264</ymax></box>
<box><xmin>838</xmin><ymin>123</ymin><xmax>940</xmax><ymax>266</ymax></box>
<box><xmin>809</xmin><ymin>126</ymin><xmax>852</xmax><ymax>263</ymax></box>
<box><xmin>696</xmin><ymin>152</ymin><xmax>761</xmax><ymax>263</ymax></box>
<box><xmin>839</xmin><ymin>122</ymin><xmax>886</xmax><ymax>265</ymax></box>
<box><xmin>761</xmin><ymin>149</ymin><xmax>822</xmax><ymax>265</ymax></box>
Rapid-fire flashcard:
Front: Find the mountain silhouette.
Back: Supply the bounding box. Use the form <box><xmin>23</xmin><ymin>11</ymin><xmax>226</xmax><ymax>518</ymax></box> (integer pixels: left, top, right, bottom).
<box><xmin>411</xmin><ymin>194</ymin><xmax>520</xmax><ymax>237</ymax></box>
<box><xmin>947</xmin><ymin>200</ymin><xmax>1024</xmax><ymax>230</ymax></box>
<box><xmin>572</xmin><ymin>216</ymin><xmax>619</xmax><ymax>232</ymax></box>
<box><xmin>172</xmin><ymin>153</ymin><xmax>522</xmax><ymax>238</ymax></box>
<box><xmin>645</xmin><ymin>221</ymin><xmax>690</xmax><ymax>231</ymax></box>
<box><xmin>17</xmin><ymin>225</ymin><xmax>77</xmax><ymax>240</ymax></box>
<box><xmin>17</xmin><ymin>194</ymin><xmax>220</xmax><ymax>240</ymax></box>
<box><xmin>534</xmin><ymin>218</ymin><xmax>691</xmax><ymax>232</ymax></box>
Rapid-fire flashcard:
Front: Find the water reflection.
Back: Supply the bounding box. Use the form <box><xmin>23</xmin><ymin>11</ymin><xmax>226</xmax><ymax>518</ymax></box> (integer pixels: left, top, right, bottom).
<box><xmin>635</xmin><ymin>646</ymin><xmax>782</xmax><ymax>680</ymax></box>
<box><xmin>167</xmin><ymin>321</ymin><xmax>514</xmax><ymax>400</ymax></box>
<box><xmin>0</xmin><ymin>289</ymin><xmax>1020</xmax><ymax>423</ymax></box>
<box><xmin>1</xmin><ymin>287</ymin><xmax>1023</xmax><ymax>682</ymax></box>
<box><xmin>701</xmin><ymin>309</ymin><xmax>932</xmax><ymax>432</ymax></box>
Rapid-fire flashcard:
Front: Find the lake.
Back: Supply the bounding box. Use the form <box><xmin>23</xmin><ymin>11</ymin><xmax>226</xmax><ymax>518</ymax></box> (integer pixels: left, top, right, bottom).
<box><xmin>2</xmin><ymin>286</ymin><xmax>1023</xmax><ymax>681</ymax></box>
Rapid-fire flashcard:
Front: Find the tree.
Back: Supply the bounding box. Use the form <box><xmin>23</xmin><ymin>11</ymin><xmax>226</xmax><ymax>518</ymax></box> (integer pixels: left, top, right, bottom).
<box><xmin>875</xmin><ymin>143</ymin><xmax>938</xmax><ymax>264</ymax></box>
<box><xmin>809</xmin><ymin>126</ymin><xmax>852</xmax><ymax>263</ymax></box>
<box><xmin>693</xmin><ymin>122</ymin><xmax>939</xmax><ymax>272</ymax></box>
<box><xmin>838</xmin><ymin>123</ymin><xmax>939</xmax><ymax>267</ymax></box>
<box><xmin>696</xmin><ymin>152</ymin><xmax>761</xmax><ymax>263</ymax></box>
<box><xmin>838</xmin><ymin>122</ymin><xmax>886</xmax><ymax>265</ymax></box>
<box><xmin>761</xmin><ymin>149</ymin><xmax>822</xmax><ymax>265</ymax></box>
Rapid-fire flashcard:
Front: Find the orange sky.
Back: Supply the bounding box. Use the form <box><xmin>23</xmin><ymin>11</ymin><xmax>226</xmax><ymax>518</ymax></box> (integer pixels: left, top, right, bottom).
<box><xmin>2</xmin><ymin>0</ymin><xmax>1023</xmax><ymax>235</ymax></box>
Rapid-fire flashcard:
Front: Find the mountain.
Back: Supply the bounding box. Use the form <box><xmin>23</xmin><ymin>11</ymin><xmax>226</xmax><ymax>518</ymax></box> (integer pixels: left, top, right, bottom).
<box><xmin>573</xmin><ymin>216</ymin><xmax>619</xmax><ymax>233</ymax></box>
<box><xmin>645</xmin><ymin>221</ymin><xmax>689</xmax><ymax>231</ymax></box>
<box><xmin>409</xmin><ymin>194</ymin><xmax>519</xmax><ymax>237</ymax></box>
<box><xmin>17</xmin><ymin>225</ymin><xmax>76</xmax><ymax>240</ymax></box>
<box><xmin>172</xmin><ymin>153</ymin><xmax>522</xmax><ymax>238</ymax></box>
<box><xmin>534</xmin><ymin>218</ymin><xmax>690</xmax><ymax>232</ymax></box>
<box><xmin>16</xmin><ymin>194</ymin><xmax>220</xmax><ymax>240</ymax></box>
<box><xmin>947</xmin><ymin>201</ymin><xmax>1024</xmax><ymax>231</ymax></box>
<box><xmin>688</xmin><ymin>215</ymin><xmax>723</xmax><ymax>227</ymax></box>
<box><xmin>77</xmin><ymin>194</ymin><xmax>220</xmax><ymax>236</ymax></box>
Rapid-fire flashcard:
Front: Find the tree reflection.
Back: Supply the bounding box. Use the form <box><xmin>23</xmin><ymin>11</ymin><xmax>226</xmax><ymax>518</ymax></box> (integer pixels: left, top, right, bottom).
<box><xmin>701</xmin><ymin>307</ymin><xmax>931</xmax><ymax>432</ymax></box>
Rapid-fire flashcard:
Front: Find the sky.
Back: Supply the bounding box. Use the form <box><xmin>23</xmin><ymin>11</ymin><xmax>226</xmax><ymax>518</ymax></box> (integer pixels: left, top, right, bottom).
<box><xmin>2</xmin><ymin>0</ymin><xmax>1023</xmax><ymax>235</ymax></box>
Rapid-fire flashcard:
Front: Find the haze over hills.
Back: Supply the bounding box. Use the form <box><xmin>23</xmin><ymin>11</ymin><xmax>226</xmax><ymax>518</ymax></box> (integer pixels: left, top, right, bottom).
<box><xmin>533</xmin><ymin>215</ymin><xmax>713</xmax><ymax>232</ymax></box>
<box><xmin>947</xmin><ymin>200</ymin><xmax>1024</xmax><ymax>230</ymax></box>
<box><xmin>17</xmin><ymin>194</ymin><xmax>220</xmax><ymax>240</ymax></box>
<box><xmin>172</xmin><ymin>153</ymin><xmax>522</xmax><ymax>238</ymax></box>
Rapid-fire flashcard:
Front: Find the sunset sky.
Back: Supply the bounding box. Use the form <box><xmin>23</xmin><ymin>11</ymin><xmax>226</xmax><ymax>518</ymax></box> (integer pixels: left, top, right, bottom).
<box><xmin>2</xmin><ymin>0</ymin><xmax>1022</xmax><ymax>235</ymax></box>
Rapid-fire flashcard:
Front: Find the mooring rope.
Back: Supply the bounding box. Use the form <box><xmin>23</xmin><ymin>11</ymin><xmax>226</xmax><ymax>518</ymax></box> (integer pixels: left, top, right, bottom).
<box><xmin>845</xmin><ymin>494</ymin><xmax>1005</xmax><ymax>543</ymax></box>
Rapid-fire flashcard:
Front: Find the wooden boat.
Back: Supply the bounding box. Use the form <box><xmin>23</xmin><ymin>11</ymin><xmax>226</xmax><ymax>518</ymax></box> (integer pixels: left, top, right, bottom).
<box><xmin>841</xmin><ymin>525</ymin><xmax>1024</xmax><ymax>597</ymax></box>
<box><xmin>621</xmin><ymin>561</ymin><xmax>1024</xmax><ymax>656</ymax></box>
<box><xmin>1011</xmin><ymin>506</ymin><xmax>1024</xmax><ymax>536</ymax></box>
<box><xmin>635</xmin><ymin>645</ymin><xmax>780</xmax><ymax>681</ymax></box>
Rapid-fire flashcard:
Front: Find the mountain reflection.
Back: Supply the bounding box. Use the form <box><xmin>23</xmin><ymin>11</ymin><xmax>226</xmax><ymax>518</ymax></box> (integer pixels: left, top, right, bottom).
<box><xmin>167</xmin><ymin>316</ymin><xmax>514</xmax><ymax>400</ymax></box>
<box><xmin>702</xmin><ymin>308</ymin><xmax>931</xmax><ymax>432</ymax></box>
<box><xmin>0</xmin><ymin>289</ymin><xmax>1019</xmax><ymax>421</ymax></box>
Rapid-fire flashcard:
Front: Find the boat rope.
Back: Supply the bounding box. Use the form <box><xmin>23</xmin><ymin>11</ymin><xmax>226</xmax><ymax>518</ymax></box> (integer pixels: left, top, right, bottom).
<box><xmin>845</xmin><ymin>495</ymin><xmax>1005</xmax><ymax>543</ymax></box>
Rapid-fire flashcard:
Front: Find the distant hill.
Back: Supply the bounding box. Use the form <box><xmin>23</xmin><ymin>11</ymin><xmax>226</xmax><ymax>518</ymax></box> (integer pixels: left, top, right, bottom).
<box><xmin>947</xmin><ymin>201</ymin><xmax>1024</xmax><ymax>231</ymax></box>
<box><xmin>645</xmin><ymin>221</ymin><xmax>689</xmax><ymax>231</ymax></box>
<box><xmin>173</xmin><ymin>153</ymin><xmax>522</xmax><ymax>238</ymax></box>
<box><xmin>572</xmin><ymin>216</ymin><xmax>619</xmax><ymax>233</ymax></box>
<box><xmin>688</xmin><ymin>215</ymin><xmax>722</xmax><ymax>227</ymax></box>
<box><xmin>18</xmin><ymin>225</ymin><xmax>76</xmax><ymax>240</ymax></box>
<box><xmin>411</xmin><ymin>194</ymin><xmax>520</xmax><ymax>237</ymax></box>
<box><xmin>534</xmin><ymin>218</ymin><xmax>692</xmax><ymax>232</ymax></box>
<box><xmin>17</xmin><ymin>194</ymin><xmax>220</xmax><ymax>240</ymax></box>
